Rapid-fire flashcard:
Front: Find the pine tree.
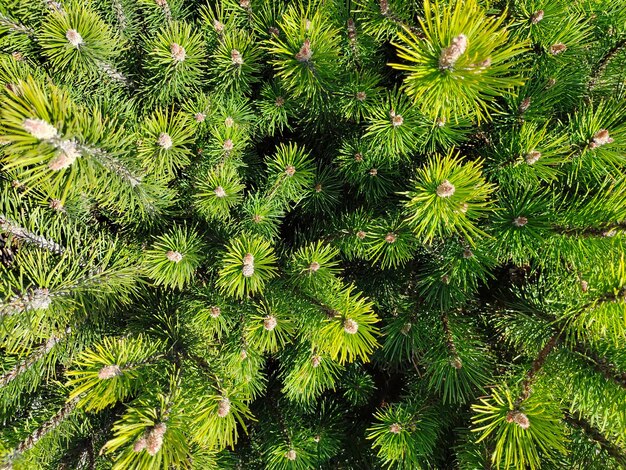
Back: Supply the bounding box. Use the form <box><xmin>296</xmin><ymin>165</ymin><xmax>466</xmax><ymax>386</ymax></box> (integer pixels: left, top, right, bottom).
<box><xmin>1</xmin><ymin>0</ymin><xmax>626</xmax><ymax>469</ymax></box>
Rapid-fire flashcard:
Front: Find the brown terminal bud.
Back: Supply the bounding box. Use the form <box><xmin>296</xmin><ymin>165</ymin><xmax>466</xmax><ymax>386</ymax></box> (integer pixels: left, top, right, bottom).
<box><xmin>436</xmin><ymin>180</ymin><xmax>456</xmax><ymax>198</ymax></box>
<box><xmin>389</xmin><ymin>423</ymin><xmax>402</xmax><ymax>434</ymax></box>
<box><xmin>513</xmin><ymin>216</ymin><xmax>528</xmax><ymax>227</ymax></box>
<box><xmin>167</xmin><ymin>250</ymin><xmax>183</xmax><ymax>263</ymax></box>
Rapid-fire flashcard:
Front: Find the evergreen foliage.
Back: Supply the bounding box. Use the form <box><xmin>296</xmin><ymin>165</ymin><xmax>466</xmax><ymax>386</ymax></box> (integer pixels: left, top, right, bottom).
<box><xmin>1</xmin><ymin>0</ymin><xmax>626</xmax><ymax>469</ymax></box>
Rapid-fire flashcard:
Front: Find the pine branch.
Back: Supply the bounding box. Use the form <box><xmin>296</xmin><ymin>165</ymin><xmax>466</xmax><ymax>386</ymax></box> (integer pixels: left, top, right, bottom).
<box><xmin>155</xmin><ymin>0</ymin><xmax>172</xmax><ymax>23</ymax></box>
<box><xmin>0</xmin><ymin>13</ymin><xmax>34</xmax><ymax>35</ymax></box>
<box><xmin>2</xmin><ymin>397</ymin><xmax>79</xmax><ymax>469</ymax></box>
<box><xmin>111</xmin><ymin>0</ymin><xmax>127</xmax><ymax>31</ymax></box>
<box><xmin>379</xmin><ymin>0</ymin><xmax>423</xmax><ymax>38</ymax></box>
<box><xmin>515</xmin><ymin>332</ymin><xmax>560</xmax><ymax>405</ymax></box>
<box><xmin>0</xmin><ymin>332</ymin><xmax>65</xmax><ymax>387</ymax></box>
<box><xmin>77</xmin><ymin>143</ymin><xmax>141</xmax><ymax>187</ymax></box>
<box><xmin>564</xmin><ymin>411</ymin><xmax>626</xmax><ymax>467</ymax></box>
<box><xmin>574</xmin><ymin>344</ymin><xmax>626</xmax><ymax>390</ymax></box>
<box><xmin>97</xmin><ymin>61</ymin><xmax>131</xmax><ymax>88</ymax></box>
<box><xmin>441</xmin><ymin>312</ymin><xmax>462</xmax><ymax>369</ymax></box>
<box><xmin>554</xmin><ymin>221</ymin><xmax>626</xmax><ymax>238</ymax></box>
<box><xmin>0</xmin><ymin>215</ymin><xmax>66</xmax><ymax>255</ymax></box>
<box><xmin>588</xmin><ymin>37</ymin><xmax>626</xmax><ymax>90</ymax></box>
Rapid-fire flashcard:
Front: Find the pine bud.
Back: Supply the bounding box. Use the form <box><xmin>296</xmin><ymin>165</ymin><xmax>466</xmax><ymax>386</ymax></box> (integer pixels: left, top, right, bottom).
<box><xmin>214</xmin><ymin>186</ymin><xmax>227</xmax><ymax>198</ymax></box>
<box><xmin>275</xmin><ymin>96</ymin><xmax>285</xmax><ymax>107</ymax></box>
<box><xmin>285</xmin><ymin>165</ymin><xmax>296</xmax><ymax>176</ymax></box>
<box><xmin>12</xmin><ymin>51</ymin><xmax>23</xmax><ymax>61</ymax></box>
<box><xmin>239</xmin><ymin>0</ymin><xmax>250</xmax><ymax>8</ymax></box>
<box><xmin>166</xmin><ymin>250</ymin><xmax>183</xmax><ymax>263</ymax></box>
<box><xmin>389</xmin><ymin>110</ymin><xmax>403</xmax><ymax>127</ymax></box>
<box><xmin>23</xmin><ymin>118</ymin><xmax>58</xmax><ymax>140</ymax></box>
<box><xmin>65</xmin><ymin>29</ymin><xmax>83</xmax><ymax>47</ymax></box>
<box><xmin>525</xmin><ymin>150</ymin><xmax>541</xmax><ymax>165</ymax></box>
<box><xmin>263</xmin><ymin>315</ymin><xmax>277</xmax><ymax>331</ymax></box>
<box><xmin>441</xmin><ymin>274</ymin><xmax>450</xmax><ymax>284</ymax></box>
<box><xmin>439</xmin><ymin>34</ymin><xmax>468</xmax><ymax>70</ymax></box>
<box><xmin>354</xmin><ymin>152</ymin><xmax>363</xmax><ymax>162</ymax></box>
<box><xmin>369</xmin><ymin>168</ymin><xmax>378</xmax><ymax>176</ymax></box>
<box><xmin>133</xmin><ymin>437</ymin><xmax>147</xmax><ymax>452</ymax></box>
<box><xmin>589</xmin><ymin>129</ymin><xmax>613</xmax><ymax>149</ymax></box>
<box><xmin>580</xmin><ymin>280</ymin><xmax>589</xmax><ymax>292</ymax></box>
<box><xmin>48</xmin><ymin>140</ymin><xmax>80</xmax><ymax>171</ymax></box>
<box><xmin>436</xmin><ymin>180</ymin><xmax>456</xmax><ymax>198</ymax></box>
<box><xmin>531</xmin><ymin>10</ymin><xmax>544</xmax><ymax>24</ymax></box>
<box><xmin>450</xmin><ymin>357</ymin><xmax>463</xmax><ymax>369</ymax></box>
<box><xmin>459</xmin><ymin>202</ymin><xmax>469</xmax><ymax>213</ymax></box>
<box><xmin>231</xmin><ymin>49</ymin><xmax>244</xmax><ymax>65</ymax></box>
<box><xmin>356</xmin><ymin>230</ymin><xmax>367</xmax><ymax>240</ymax></box>
<box><xmin>243</xmin><ymin>253</ymin><xmax>254</xmax><ymax>265</ymax></box>
<box><xmin>145</xmin><ymin>423</ymin><xmax>167</xmax><ymax>455</ymax></box>
<box><xmin>295</xmin><ymin>39</ymin><xmax>313</xmax><ymax>62</ymax></box>
<box><xmin>309</xmin><ymin>261</ymin><xmax>321</xmax><ymax>272</ymax></box>
<box><xmin>217</xmin><ymin>398</ymin><xmax>231</xmax><ymax>417</ymax></box>
<box><xmin>549</xmin><ymin>43</ymin><xmax>567</xmax><ymax>55</ymax></box>
<box><xmin>518</xmin><ymin>97</ymin><xmax>531</xmax><ymax>113</ymax></box>
<box><xmin>400</xmin><ymin>322</ymin><xmax>412</xmax><ymax>335</ymax></box>
<box><xmin>240</xmin><ymin>349</ymin><xmax>248</xmax><ymax>360</ymax></box>
<box><xmin>214</xmin><ymin>19</ymin><xmax>224</xmax><ymax>32</ymax></box>
<box><xmin>223</xmin><ymin>139</ymin><xmax>234</xmax><ymax>151</ymax></box>
<box><xmin>285</xmin><ymin>450</ymin><xmax>297</xmax><ymax>461</ymax></box>
<box><xmin>513</xmin><ymin>216</ymin><xmax>528</xmax><ymax>227</ymax></box>
<box><xmin>385</xmin><ymin>232</ymin><xmax>396</xmax><ymax>244</ymax></box>
<box><xmin>311</xmin><ymin>355</ymin><xmax>322</xmax><ymax>367</ymax></box>
<box><xmin>224</xmin><ymin>116</ymin><xmax>235</xmax><ymax>128</ymax></box>
<box><xmin>436</xmin><ymin>117</ymin><xmax>446</xmax><ymax>127</ymax></box>
<box><xmin>49</xmin><ymin>199</ymin><xmax>64</xmax><ymax>212</ymax></box>
<box><xmin>157</xmin><ymin>132</ymin><xmax>173</xmax><ymax>149</ymax></box>
<box><xmin>389</xmin><ymin>423</ymin><xmax>402</xmax><ymax>434</ymax></box>
<box><xmin>347</xmin><ymin>18</ymin><xmax>357</xmax><ymax>41</ymax></box>
<box><xmin>252</xmin><ymin>214</ymin><xmax>263</xmax><ymax>224</ymax></box>
<box><xmin>343</xmin><ymin>318</ymin><xmax>359</xmax><ymax>334</ymax></box>
<box><xmin>98</xmin><ymin>365</ymin><xmax>123</xmax><ymax>380</ymax></box>
<box><xmin>356</xmin><ymin>91</ymin><xmax>367</xmax><ymax>101</ymax></box>
<box><xmin>210</xmin><ymin>306</ymin><xmax>221</xmax><ymax>318</ymax></box>
<box><xmin>313</xmin><ymin>435</ymin><xmax>321</xmax><ymax>442</ymax></box>
<box><xmin>315</xmin><ymin>183</ymin><xmax>322</xmax><ymax>192</ymax></box>
<box><xmin>380</xmin><ymin>0</ymin><xmax>389</xmax><ymax>15</ymax></box>
<box><xmin>242</xmin><ymin>264</ymin><xmax>255</xmax><ymax>277</ymax></box>
<box><xmin>463</xmin><ymin>248</ymin><xmax>473</xmax><ymax>259</ymax></box>
<box><xmin>29</xmin><ymin>288</ymin><xmax>52</xmax><ymax>311</ymax></box>
<box><xmin>506</xmin><ymin>411</ymin><xmax>530</xmax><ymax>429</ymax></box>
<box><xmin>268</xmin><ymin>26</ymin><xmax>280</xmax><ymax>37</ymax></box>
<box><xmin>195</xmin><ymin>112</ymin><xmax>206</xmax><ymax>122</ymax></box>
<box><xmin>170</xmin><ymin>43</ymin><xmax>186</xmax><ymax>62</ymax></box>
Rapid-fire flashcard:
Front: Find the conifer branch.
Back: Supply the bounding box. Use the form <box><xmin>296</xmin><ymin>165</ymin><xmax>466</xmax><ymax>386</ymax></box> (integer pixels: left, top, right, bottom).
<box><xmin>515</xmin><ymin>332</ymin><xmax>560</xmax><ymax>405</ymax></box>
<box><xmin>378</xmin><ymin>1</ymin><xmax>423</xmax><ymax>38</ymax></box>
<box><xmin>77</xmin><ymin>144</ymin><xmax>142</xmax><ymax>187</ymax></box>
<box><xmin>441</xmin><ymin>312</ymin><xmax>462</xmax><ymax>369</ymax></box>
<box><xmin>2</xmin><ymin>397</ymin><xmax>79</xmax><ymax>468</ymax></box>
<box><xmin>554</xmin><ymin>221</ymin><xmax>626</xmax><ymax>238</ymax></box>
<box><xmin>0</xmin><ymin>13</ymin><xmax>34</xmax><ymax>36</ymax></box>
<box><xmin>563</xmin><ymin>411</ymin><xmax>626</xmax><ymax>466</ymax></box>
<box><xmin>574</xmin><ymin>344</ymin><xmax>626</xmax><ymax>390</ymax></box>
<box><xmin>111</xmin><ymin>0</ymin><xmax>126</xmax><ymax>32</ymax></box>
<box><xmin>588</xmin><ymin>37</ymin><xmax>626</xmax><ymax>90</ymax></box>
<box><xmin>97</xmin><ymin>61</ymin><xmax>131</xmax><ymax>87</ymax></box>
<box><xmin>0</xmin><ymin>332</ymin><xmax>65</xmax><ymax>387</ymax></box>
<box><xmin>0</xmin><ymin>215</ymin><xmax>66</xmax><ymax>255</ymax></box>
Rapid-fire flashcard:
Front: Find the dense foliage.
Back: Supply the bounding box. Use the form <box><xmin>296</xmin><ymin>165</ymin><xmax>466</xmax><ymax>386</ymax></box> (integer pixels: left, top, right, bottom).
<box><xmin>1</xmin><ymin>0</ymin><xmax>625</xmax><ymax>469</ymax></box>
